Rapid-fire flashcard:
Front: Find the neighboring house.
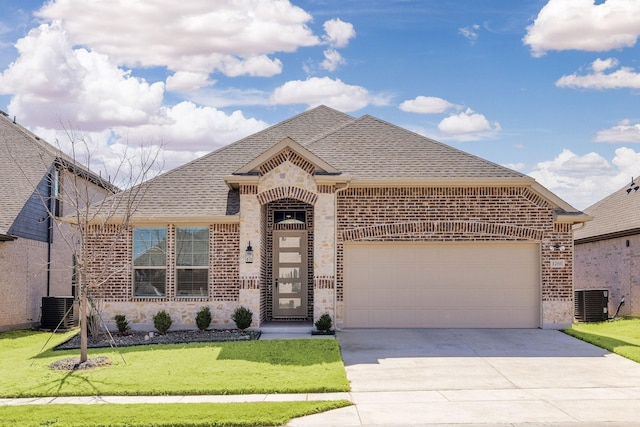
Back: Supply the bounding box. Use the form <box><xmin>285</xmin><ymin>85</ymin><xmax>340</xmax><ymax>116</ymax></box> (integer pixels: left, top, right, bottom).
<box><xmin>574</xmin><ymin>178</ymin><xmax>640</xmax><ymax>318</ymax></box>
<box><xmin>86</xmin><ymin>106</ymin><xmax>590</xmax><ymax>330</ymax></box>
<box><xmin>0</xmin><ymin>110</ymin><xmax>114</xmax><ymax>331</ymax></box>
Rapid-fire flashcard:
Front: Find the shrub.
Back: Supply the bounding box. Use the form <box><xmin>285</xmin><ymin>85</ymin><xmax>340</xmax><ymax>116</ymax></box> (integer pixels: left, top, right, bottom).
<box><xmin>315</xmin><ymin>313</ymin><xmax>333</xmax><ymax>332</ymax></box>
<box><xmin>114</xmin><ymin>314</ymin><xmax>130</xmax><ymax>335</ymax></box>
<box><xmin>195</xmin><ymin>306</ymin><xmax>212</xmax><ymax>331</ymax></box>
<box><xmin>231</xmin><ymin>306</ymin><xmax>253</xmax><ymax>330</ymax></box>
<box><xmin>153</xmin><ymin>310</ymin><xmax>172</xmax><ymax>335</ymax></box>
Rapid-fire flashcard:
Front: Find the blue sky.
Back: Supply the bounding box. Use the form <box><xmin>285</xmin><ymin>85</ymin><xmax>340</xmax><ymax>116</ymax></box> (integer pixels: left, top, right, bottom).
<box><xmin>1</xmin><ymin>0</ymin><xmax>639</xmax><ymax>209</ymax></box>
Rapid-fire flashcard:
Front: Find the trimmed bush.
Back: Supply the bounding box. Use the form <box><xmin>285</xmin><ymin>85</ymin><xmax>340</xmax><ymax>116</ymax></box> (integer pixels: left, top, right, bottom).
<box><xmin>232</xmin><ymin>306</ymin><xmax>253</xmax><ymax>330</ymax></box>
<box><xmin>314</xmin><ymin>313</ymin><xmax>333</xmax><ymax>332</ymax></box>
<box><xmin>153</xmin><ymin>310</ymin><xmax>172</xmax><ymax>335</ymax></box>
<box><xmin>195</xmin><ymin>306</ymin><xmax>212</xmax><ymax>331</ymax></box>
<box><xmin>114</xmin><ymin>314</ymin><xmax>130</xmax><ymax>335</ymax></box>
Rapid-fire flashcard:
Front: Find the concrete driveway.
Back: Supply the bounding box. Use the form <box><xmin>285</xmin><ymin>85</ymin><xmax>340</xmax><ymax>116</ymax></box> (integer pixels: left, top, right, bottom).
<box><xmin>289</xmin><ymin>329</ymin><xmax>640</xmax><ymax>426</ymax></box>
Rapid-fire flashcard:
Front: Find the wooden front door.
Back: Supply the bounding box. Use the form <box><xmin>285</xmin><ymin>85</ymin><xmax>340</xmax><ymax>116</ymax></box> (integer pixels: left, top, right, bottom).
<box><xmin>273</xmin><ymin>230</ymin><xmax>307</xmax><ymax>318</ymax></box>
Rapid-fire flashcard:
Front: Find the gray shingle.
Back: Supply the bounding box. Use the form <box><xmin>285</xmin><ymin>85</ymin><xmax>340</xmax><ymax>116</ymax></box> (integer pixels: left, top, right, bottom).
<box><xmin>574</xmin><ymin>179</ymin><xmax>640</xmax><ymax>241</ymax></box>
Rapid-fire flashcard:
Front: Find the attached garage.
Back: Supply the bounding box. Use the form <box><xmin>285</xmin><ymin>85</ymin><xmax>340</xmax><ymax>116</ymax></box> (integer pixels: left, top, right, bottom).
<box><xmin>344</xmin><ymin>242</ymin><xmax>540</xmax><ymax>328</ymax></box>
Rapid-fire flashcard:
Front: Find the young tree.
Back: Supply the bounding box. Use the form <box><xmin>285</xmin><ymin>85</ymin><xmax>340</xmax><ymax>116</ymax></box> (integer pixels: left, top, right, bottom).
<box><xmin>8</xmin><ymin>125</ymin><xmax>162</xmax><ymax>363</ymax></box>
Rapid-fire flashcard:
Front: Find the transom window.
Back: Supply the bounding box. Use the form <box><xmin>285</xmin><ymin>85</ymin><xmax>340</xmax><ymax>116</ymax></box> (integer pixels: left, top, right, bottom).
<box><xmin>133</xmin><ymin>227</ymin><xmax>167</xmax><ymax>297</ymax></box>
<box><xmin>274</xmin><ymin>210</ymin><xmax>305</xmax><ymax>224</ymax></box>
<box><xmin>176</xmin><ymin>226</ymin><xmax>209</xmax><ymax>297</ymax></box>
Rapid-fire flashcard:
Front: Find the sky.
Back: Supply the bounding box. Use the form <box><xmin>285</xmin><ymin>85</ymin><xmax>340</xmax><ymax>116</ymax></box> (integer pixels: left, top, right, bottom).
<box><xmin>1</xmin><ymin>0</ymin><xmax>639</xmax><ymax>210</ymax></box>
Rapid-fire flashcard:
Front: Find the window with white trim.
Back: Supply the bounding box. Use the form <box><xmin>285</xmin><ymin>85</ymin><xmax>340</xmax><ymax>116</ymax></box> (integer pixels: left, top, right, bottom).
<box><xmin>133</xmin><ymin>227</ymin><xmax>167</xmax><ymax>297</ymax></box>
<box><xmin>176</xmin><ymin>226</ymin><xmax>209</xmax><ymax>297</ymax></box>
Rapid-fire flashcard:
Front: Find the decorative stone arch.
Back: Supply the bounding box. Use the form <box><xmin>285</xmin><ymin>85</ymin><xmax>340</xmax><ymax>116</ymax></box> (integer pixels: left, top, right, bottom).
<box><xmin>257</xmin><ymin>186</ymin><xmax>318</xmax><ymax>206</ymax></box>
<box><xmin>340</xmin><ymin>221</ymin><xmax>545</xmax><ymax>242</ymax></box>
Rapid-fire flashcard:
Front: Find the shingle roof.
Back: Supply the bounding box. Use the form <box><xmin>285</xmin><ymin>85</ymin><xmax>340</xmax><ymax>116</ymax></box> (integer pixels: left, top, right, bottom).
<box><xmin>574</xmin><ymin>178</ymin><xmax>640</xmax><ymax>242</ymax></box>
<box><xmin>0</xmin><ymin>112</ymin><xmax>60</xmax><ymax>235</ymax></box>
<box><xmin>107</xmin><ymin>105</ymin><xmax>575</xmax><ymax>220</ymax></box>
<box><xmin>125</xmin><ymin>106</ymin><xmax>355</xmax><ymax>218</ymax></box>
<box><xmin>306</xmin><ymin>115</ymin><xmax>526</xmax><ymax>179</ymax></box>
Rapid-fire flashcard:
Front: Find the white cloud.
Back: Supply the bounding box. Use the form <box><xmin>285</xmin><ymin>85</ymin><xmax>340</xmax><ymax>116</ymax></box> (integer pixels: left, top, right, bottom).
<box><xmin>524</xmin><ymin>0</ymin><xmax>640</xmax><ymax>57</ymax></box>
<box><xmin>322</xmin><ymin>18</ymin><xmax>356</xmax><ymax>48</ymax></box>
<box><xmin>556</xmin><ymin>58</ymin><xmax>640</xmax><ymax>89</ymax></box>
<box><xmin>527</xmin><ymin>147</ymin><xmax>640</xmax><ymax>209</ymax></box>
<box><xmin>118</xmin><ymin>101</ymin><xmax>269</xmax><ymax>152</ymax></box>
<box><xmin>437</xmin><ymin>108</ymin><xmax>501</xmax><ymax>141</ymax></box>
<box><xmin>217</xmin><ymin>54</ymin><xmax>283</xmax><ymax>77</ymax></box>
<box><xmin>459</xmin><ymin>24</ymin><xmax>480</xmax><ymax>43</ymax></box>
<box><xmin>271</xmin><ymin>77</ymin><xmax>370</xmax><ymax>112</ymax></box>
<box><xmin>595</xmin><ymin>119</ymin><xmax>640</xmax><ymax>142</ymax></box>
<box><xmin>399</xmin><ymin>96</ymin><xmax>457</xmax><ymax>114</ymax></box>
<box><xmin>35</xmin><ymin>0</ymin><xmax>320</xmax><ymax>76</ymax></box>
<box><xmin>0</xmin><ymin>23</ymin><xmax>164</xmax><ymax>130</ymax></box>
<box><xmin>320</xmin><ymin>49</ymin><xmax>345</xmax><ymax>72</ymax></box>
<box><xmin>166</xmin><ymin>72</ymin><xmax>215</xmax><ymax>92</ymax></box>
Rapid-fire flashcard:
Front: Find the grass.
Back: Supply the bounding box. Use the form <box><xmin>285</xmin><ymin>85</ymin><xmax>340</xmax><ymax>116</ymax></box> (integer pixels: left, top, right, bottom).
<box><xmin>0</xmin><ymin>401</ymin><xmax>352</xmax><ymax>426</ymax></box>
<box><xmin>564</xmin><ymin>317</ymin><xmax>640</xmax><ymax>363</ymax></box>
<box><xmin>0</xmin><ymin>330</ymin><xmax>349</xmax><ymax>397</ymax></box>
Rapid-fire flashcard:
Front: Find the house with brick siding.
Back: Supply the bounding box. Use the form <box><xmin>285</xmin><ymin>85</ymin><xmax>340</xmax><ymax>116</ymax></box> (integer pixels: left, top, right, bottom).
<box><xmin>86</xmin><ymin>105</ymin><xmax>590</xmax><ymax>331</ymax></box>
<box><xmin>574</xmin><ymin>179</ymin><xmax>640</xmax><ymax>318</ymax></box>
<box><xmin>0</xmin><ymin>111</ymin><xmax>114</xmax><ymax>331</ymax></box>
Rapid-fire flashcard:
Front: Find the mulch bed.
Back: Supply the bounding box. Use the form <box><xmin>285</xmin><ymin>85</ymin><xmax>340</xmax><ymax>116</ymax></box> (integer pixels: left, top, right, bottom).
<box><xmin>53</xmin><ymin>328</ymin><xmax>261</xmax><ymax>351</ymax></box>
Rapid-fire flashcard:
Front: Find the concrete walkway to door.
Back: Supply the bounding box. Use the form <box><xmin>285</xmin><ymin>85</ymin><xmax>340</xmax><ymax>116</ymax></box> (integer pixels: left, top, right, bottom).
<box><xmin>288</xmin><ymin>329</ymin><xmax>640</xmax><ymax>426</ymax></box>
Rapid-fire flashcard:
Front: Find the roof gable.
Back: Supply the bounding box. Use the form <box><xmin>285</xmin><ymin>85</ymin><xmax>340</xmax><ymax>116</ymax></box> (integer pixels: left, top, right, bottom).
<box><xmin>233</xmin><ymin>137</ymin><xmax>339</xmax><ymax>176</ymax></box>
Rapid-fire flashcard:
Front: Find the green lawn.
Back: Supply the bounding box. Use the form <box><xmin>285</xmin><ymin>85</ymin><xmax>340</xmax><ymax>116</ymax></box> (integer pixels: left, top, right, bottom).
<box><xmin>564</xmin><ymin>317</ymin><xmax>640</xmax><ymax>363</ymax></box>
<box><xmin>0</xmin><ymin>401</ymin><xmax>352</xmax><ymax>427</ymax></box>
<box><xmin>0</xmin><ymin>330</ymin><xmax>350</xmax><ymax>397</ymax></box>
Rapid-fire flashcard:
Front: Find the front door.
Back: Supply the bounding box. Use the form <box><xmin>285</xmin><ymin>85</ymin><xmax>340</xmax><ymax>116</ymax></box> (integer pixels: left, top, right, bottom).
<box><xmin>273</xmin><ymin>230</ymin><xmax>307</xmax><ymax>318</ymax></box>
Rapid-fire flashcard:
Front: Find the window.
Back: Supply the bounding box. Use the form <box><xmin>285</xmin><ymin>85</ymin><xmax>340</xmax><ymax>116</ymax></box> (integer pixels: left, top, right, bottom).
<box><xmin>133</xmin><ymin>227</ymin><xmax>167</xmax><ymax>297</ymax></box>
<box><xmin>176</xmin><ymin>226</ymin><xmax>209</xmax><ymax>296</ymax></box>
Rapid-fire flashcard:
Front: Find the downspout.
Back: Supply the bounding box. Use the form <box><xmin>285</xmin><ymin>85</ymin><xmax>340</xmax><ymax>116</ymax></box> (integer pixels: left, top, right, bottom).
<box><xmin>46</xmin><ymin>168</ymin><xmax>55</xmax><ymax>296</ymax></box>
<box><xmin>333</xmin><ymin>181</ymin><xmax>350</xmax><ymax>330</ymax></box>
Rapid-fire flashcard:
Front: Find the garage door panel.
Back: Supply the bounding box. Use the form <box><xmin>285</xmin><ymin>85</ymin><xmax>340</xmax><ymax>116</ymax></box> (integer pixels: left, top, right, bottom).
<box><xmin>344</xmin><ymin>243</ymin><xmax>540</xmax><ymax>328</ymax></box>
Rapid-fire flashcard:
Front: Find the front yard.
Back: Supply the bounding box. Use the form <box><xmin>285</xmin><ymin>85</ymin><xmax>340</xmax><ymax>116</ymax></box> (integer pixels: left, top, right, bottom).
<box><xmin>0</xmin><ymin>329</ymin><xmax>351</xmax><ymax>426</ymax></box>
<box><xmin>564</xmin><ymin>317</ymin><xmax>640</xmax><ymax>363</ymax></box>
<box><xmin>0</xmin><ymin>330</ymin><xmax>349</xmax><ymax>397</ymax></box>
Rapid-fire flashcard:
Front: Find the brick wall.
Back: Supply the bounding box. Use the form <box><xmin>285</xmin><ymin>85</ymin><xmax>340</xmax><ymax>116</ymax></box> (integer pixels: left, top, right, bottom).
<box><xmin>575</xmin><ymin>234</ymin><xmax>640</xmax><ymax>316</ymax></box>
<box><xmin>335</xmin><ymin>186</ymin><xmax>571</xmax><ymax>310</ymax></box>
<box><xmin>0</xmin><ymin>238</ymin><xmax>48</xmax><ymax>331</ymax></box>
<box><xmin>84</xmin><ymin>223</ymin><xmax>240</xmax><ymax>302</ymax></box>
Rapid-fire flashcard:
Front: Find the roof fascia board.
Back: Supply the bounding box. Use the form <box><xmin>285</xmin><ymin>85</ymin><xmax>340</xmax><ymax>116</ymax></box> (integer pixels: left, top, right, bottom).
<box><xmin>575</xmin><ymin>227</ymin><xmax>640</xmax><ymax>244</ymax></box>
<box><xmin>346</xmin><ymin>177</ymin><xmax>536</xmax><ymax>188</ymax></box>
<box><xmin>234</xmin><ymin>137</ymin><xmax>339</xmax><ymax>175</ymax></box>
<box><xmin>530</xmin><ymin>181</ymin><xmax>578</xmax><ymax>212</ymax></box>
<box><xmin>62</xmin><ymin>215</ymin><xmax>241</xmax><ymax>226</ymax></box>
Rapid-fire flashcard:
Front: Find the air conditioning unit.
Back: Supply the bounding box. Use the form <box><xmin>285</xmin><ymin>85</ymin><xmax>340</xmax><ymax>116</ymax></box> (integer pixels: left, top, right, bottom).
<box><xmin>574</xmin><ymin>290</ymin><xmax>608</xmax><ymax>322</ymax></box>
<box><xmin>41</xmin><ymin>297</ymin><xmax>77</xmax><ymax>330</ymax></box>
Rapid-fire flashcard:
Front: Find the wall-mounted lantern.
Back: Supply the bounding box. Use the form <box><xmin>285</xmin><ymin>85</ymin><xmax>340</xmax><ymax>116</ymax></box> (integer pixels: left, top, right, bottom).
<box><xmin>245</xmin><ymin>242</ymin><xmax>254</xmax><ymax>263</ymax></box>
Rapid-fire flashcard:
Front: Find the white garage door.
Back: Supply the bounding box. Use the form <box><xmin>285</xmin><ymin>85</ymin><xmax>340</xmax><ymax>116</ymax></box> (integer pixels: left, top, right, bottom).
<box><xmin>344</xmin><ymin>242</ymin><xmax>540</xmax><ymax>328</ymax></box>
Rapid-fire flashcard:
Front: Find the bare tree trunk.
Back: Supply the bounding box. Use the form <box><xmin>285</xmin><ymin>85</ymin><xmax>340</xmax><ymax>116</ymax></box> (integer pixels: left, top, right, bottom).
<box><xmin>80</xmin><ymin>284</ymin><xmax>88</xmax><ymax>363</ymax></box>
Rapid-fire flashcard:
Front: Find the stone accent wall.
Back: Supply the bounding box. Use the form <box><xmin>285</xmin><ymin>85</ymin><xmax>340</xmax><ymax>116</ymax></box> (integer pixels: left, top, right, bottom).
<box><xmin>575</xmin><ymin>234</ymin><xmax>640</xmax><ymax>317</ymax></box>
<box><xmin>336</xmin><ymin>186</ymin><xmax>573</xmax><ymax>328</ymax></box>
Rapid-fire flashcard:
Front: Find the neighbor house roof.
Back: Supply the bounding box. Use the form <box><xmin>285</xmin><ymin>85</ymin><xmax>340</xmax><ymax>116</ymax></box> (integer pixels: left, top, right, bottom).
<box><xmin>574</xmin><ymin>178</ymin><xmax>640</xmax><ymax>243</ymax></box>
<box><xmin>99</xmin><ymin>105</ymin><xmax>586</xmax><ymax>223</ymax></box>
<box><xmin>0</xmin><ymin>110</ymin><xmax>114</xmax><ymax>238</ymax></box>
<box><xmin>0</xmin><ymin>111</ymin><xmax>62</xmax><ymax>237</ymax></box>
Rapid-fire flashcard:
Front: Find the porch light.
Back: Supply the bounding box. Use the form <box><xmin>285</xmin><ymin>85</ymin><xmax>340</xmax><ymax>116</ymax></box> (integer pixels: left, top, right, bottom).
<box><xmin>245</xmin><ymin>242</ymin><xmax>254</xmax><ymax>263</ymax></box>
<box><xmin>549</xmin><ymin>243</ymin><xmax>565</xmax><ymax>251</ymax></box>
